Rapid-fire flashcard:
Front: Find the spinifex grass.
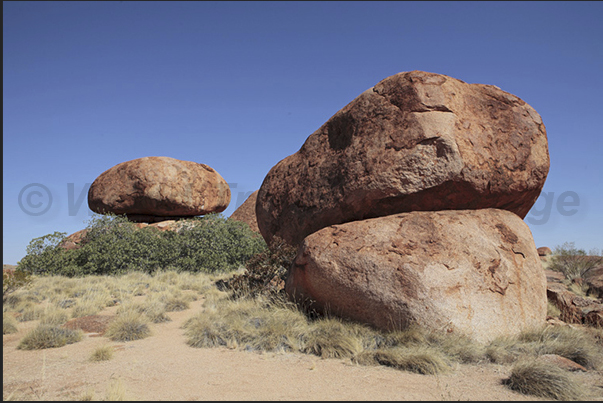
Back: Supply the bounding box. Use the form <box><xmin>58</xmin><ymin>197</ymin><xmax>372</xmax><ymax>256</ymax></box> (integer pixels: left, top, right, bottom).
<box><xmin>17</xmin><ymin>324</ymin><xmax>83</xmax><ymax>350</ymax></box>
<box><xmin>503</xmin><ymin>359</ymin><xmax>584</xmax><ymax>400</ymax></box>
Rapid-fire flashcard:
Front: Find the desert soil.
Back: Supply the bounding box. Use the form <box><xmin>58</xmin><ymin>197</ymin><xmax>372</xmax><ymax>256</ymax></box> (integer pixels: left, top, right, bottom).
<box><xmin>3</xmin><ymin>295</ymin><xmax>601</xmax><ymax>401</ymax></box>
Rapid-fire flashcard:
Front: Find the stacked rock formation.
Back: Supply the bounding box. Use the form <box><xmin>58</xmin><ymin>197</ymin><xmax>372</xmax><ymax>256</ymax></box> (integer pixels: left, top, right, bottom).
<box><xmin>88</xmin><ymin>156</ymin><xmax>230</xmax><ymax>222</ymax></box>
<box><xmin>256</xmin><ymin>70</ymin><xmax>550</xmax><ymax>343</ymax></box>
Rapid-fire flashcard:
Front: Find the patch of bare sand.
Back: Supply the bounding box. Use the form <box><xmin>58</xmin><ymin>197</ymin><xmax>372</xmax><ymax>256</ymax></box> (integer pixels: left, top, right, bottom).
<box><xmin>3</xmin><ymin>297</ymin><xmax>599</xmax><ymax>401</ymax></box>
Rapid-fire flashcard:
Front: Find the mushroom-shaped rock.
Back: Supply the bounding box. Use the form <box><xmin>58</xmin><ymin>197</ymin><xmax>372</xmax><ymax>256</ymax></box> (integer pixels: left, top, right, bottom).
<box><xmin>256</xmin><ymin>70</ymin><xmax>550</xmax><ymax>246</ymax></box>
<box><xmin>88</xmin><ymin>156</ymin><xmax>230</xmax><ymax>218</ymax></box>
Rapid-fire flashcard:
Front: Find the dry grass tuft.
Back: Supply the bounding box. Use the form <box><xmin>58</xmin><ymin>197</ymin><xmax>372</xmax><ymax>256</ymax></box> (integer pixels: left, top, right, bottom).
<box><xmin>104</xmin><ymin>310</ymin><xmax>151</xmax><ymax>342</ymax></box>
<box><xmin>17</xmin><ymin>324</ymin><xmax>83</xmax><ymax>350</ymax></box>
<box><xmin>3</xmin><ymin>312</ymin><xmax>19</xmax><ymax>334</ymax></box>
<box><xmin>503</xmin><ymin>359</ymin><xmax>584</xmax><ymax>400</ymax></box>
<box><xmin>89</xmin><ymin>344</ymin><xmax>114</xmax><ymax>362</ymax></box>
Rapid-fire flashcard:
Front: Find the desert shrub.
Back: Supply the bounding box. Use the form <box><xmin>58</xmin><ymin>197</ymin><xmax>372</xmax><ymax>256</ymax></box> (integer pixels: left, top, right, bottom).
<box><xmin>104</xmin><ymin>310</ymin><xmax>151</xmax><ymax>342</ymax></box>
<box><xmin>170</xmin><ymin>214</ymin><xmax>267</xmax><ymax>273</ymax></box>
<box><xmin>3</xmin><ymin>268</ymin><xmax>33</xmax><ymax>304</ymax></box>
<box><xmin>502</xmin><ymin>359</ymin><xmax>583</xmax><ymax>400</ymax></box>
<box><xmin>217</xmin><ymin>236</ymin><xmax>297</xmax><ymax>300</ymax></box>
<box><xmin>17</xmin><ymin>324</ymin><xmax>83</xmax><ymax>350</ymax></box>
<box><xmin>3</xmin><ymin>313</ymin><xmax>18</xmax><ymax>334</ymax></box>
<box><xmin>548</xmin><ymin>242</ymin><xmax>602</xmax><ymax>281</ymax></box>
<box><xmin>89</xmin><ymin>345</ymin><xmax>114</xmax><ymax>362</ymax></box>
<box><xmin>17</xmin><ymin>213</ymin><xmax>267</xmax><ymax>277</ymax></box>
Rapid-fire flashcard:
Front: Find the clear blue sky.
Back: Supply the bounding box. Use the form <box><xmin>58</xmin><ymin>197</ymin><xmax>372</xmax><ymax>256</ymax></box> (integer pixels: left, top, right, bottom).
<box><xmin>3</xmin><ymin>1</ymin><xmax>602</xmax><ymax>265</ymax></box>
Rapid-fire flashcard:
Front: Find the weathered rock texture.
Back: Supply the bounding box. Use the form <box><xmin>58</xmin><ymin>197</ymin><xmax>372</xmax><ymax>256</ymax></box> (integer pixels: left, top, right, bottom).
<box><xmin>285</xmin><ymin>209</ymin><xmax>547</xmax><ymax>343</ymax></box>
<box><xmin>88</xmin><ymin>157</ymin><xmax>230</xmax><ymax>219</ymax></box>
<box><xmin>547</xmin><ymin>282</ymin><xmax>603</xmax><ymax>327</ymax></box>
<box><xmin>229</xmin><ymin>190</ymin><xmax>260</xmax><ymax>233</ymax></box>
<box><xmin>257</xmin><ymin>70</ymin><xmax>549</xmax><ymax>246</ymax></box>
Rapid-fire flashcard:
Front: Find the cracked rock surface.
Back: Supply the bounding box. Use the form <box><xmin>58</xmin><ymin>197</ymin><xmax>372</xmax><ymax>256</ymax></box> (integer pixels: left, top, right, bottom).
<box><xmin>256</xmin><ymin>70</ymin><xmax>549</xmax><ymax>247</ymax></box>
<box><xmin>286</xmin><ymin>208</ymin><xmax>547</xmax><ymax>344</ymax></box>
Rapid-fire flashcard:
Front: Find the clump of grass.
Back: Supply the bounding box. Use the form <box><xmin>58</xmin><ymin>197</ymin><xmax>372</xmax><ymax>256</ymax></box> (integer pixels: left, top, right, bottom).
<box><xmin>17</xmin><ymin>324</ymin><xmax>83</xmax><ymax>350</ymax></box>
<box><xmin>425</xmin><ymin>330</ymin><xmax>486</xmax><ymax>364</ymax></box>
<box><xmin>503</xmin><ymin>359</ymin><xmax>584</xmax><ymax>400</ymax></box>
<box><xmin>486</xmin><ymin>325</ymin><xmax>603</xmax><ymax>370</ymax></box>
<box><xmin>39</xmin><ymin>305</ymin><xmax>69</xmax><ymax>326</ymax></box>
<box><xmin>89</xmin><ymin>345</ymin><xmax>114</xmax><ymax>362</ymax></box>
<box><xmin>183</xmin><ymin>297</ymin><xmax>306</xmax><ymax>352</ymax></box>
<box><xmin>105</xmin><ymin>378</ymin><xmax>127</xmax><ymax>401</ymax></box>
<box><xmin>300</xmin><ymin>317</ymin><xmax>365</xmax><ymax>359</ymax></box>
<box><xmin>353</xmin><ymin>346</ymin><xmax>451</xmax><ymax>375</ymax></box>
<box><xmin>104</xmin><ymin>310</ymin><xmax>151</xmax><ymax>342</ymax></box>
<box><xmin>15</xmin><ymin>301</ymin><xmax>44</xmax><ymax>322</ymax></box>
<box><xmin>547</xmin><ymin>300</ymin><xmax>561</xmax><ymax>317</ymax></box>
<box><xmin>71</xmin><ymin>298</ymin><xmax>103</xmax><ymax>318</ymax></box>
<box><xmin>3</xmin><ymin>313</ymin><xmax>19</xmax><ymax>334</ymax></box>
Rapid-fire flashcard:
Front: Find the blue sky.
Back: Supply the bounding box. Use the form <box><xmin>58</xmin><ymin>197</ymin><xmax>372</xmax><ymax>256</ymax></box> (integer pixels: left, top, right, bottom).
<box><xmin>3</xmin><ymin>1</ymin><xmax>602</xmax><ymax>265</ymax></box>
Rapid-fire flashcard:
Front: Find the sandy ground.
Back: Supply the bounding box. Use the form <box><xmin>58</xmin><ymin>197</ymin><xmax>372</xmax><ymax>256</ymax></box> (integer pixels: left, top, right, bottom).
<box><xmin>3</xmin><ymin>296</ymin><xmax>601</xmax><ymax>401</ymax></box>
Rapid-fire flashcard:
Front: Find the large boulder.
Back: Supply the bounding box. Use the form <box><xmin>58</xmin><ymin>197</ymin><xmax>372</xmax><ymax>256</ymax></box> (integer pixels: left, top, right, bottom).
<box><xmin>88</xmin><ymin>156</ymin><xmax>230</xmax><ymax>219</ymax></box>
<box><xmin>229</xmin><ymin>190</ymin><xmax>260</xmax><ymax>233</ymax></box>
<box><xmin>285</xmin><ymin>208</ymin><xmax>547</xmax><ymax>343</ymax></box>
<box><xmin>257</xmin><ymin>70</ymin><xmax>549</xmax><ymax>246</ymax></box>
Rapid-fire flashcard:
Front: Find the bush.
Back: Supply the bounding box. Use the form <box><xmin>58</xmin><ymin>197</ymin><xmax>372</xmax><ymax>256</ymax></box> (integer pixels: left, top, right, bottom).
<box><xmin>17</xmin><ymin>324</ymin><xmax>83</xmax><ymax>350</ymax></box>
<box><xmin>548</xmin><ymin>242</ymin><xmax>602</xmax><ymax>281</ymax></box>
<box><xmin>217</xmin><ymin>237</ymin><xmax>297</xmax><ymax>300</ymax></box>
<box><xmin>17</xmin><ymin>213</ymin><xmax>267</xmax><ymax>277</ymax></box>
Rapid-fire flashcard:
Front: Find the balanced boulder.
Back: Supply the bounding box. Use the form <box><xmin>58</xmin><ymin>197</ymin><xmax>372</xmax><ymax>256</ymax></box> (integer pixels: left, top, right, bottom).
<box><xmin>88</xmin><ymin>156</ymin><xmax>230</xmax><ymax>220</ymax></box>
<box><xmin>256</xmin><ymin>70</ymin><xmax>549</xmax><ymax>246</ymax></box>
<box><xmin>285</xmin><ymin>208</ymin><xmax>547</xmax><ymax>343</ymax></box>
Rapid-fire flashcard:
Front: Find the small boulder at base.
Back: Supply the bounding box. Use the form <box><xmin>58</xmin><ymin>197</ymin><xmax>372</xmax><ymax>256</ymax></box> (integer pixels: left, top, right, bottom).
<box><xmin>256</xmin><ymin>70</ymin><xmax>549</xmax><ymax>246</ymax></box>
<box><xmin>88</xmin><ymin>156</ymin><xmax>230</xmax><ymax>218</ymax></box>
<box><xmin>285</xmin><ymin>208</ymin><xmax>547</xmax><ymax>344</ymax></box>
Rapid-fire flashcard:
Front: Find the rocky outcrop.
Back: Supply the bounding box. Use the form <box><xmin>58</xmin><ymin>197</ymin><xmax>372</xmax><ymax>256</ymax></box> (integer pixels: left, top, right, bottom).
<box><xmin>229</xmin><ymin>190</ymin><xmax>260</xmax><ymax>233</ymax></box>
<box><xmin>537</xmin><ymin>246</ymin><xmax>553</xmax><ymax>257</ymax></box>
<box><xmin>286</xmin><ymin>209</ymin><xmax>547</xmax><ymax>343</ymax></box>
<box><xmin>257</xmin><ymin>70</ymin><xmax>549</xmax><ymax>246</ymax></box>
<box><xmin>546</xmin><ymin>282</ymin><xmax>603</xmax><ymax>327</ymax></box>
<box><xmin>88</xmin><ymin>156</ymin><xmax>230</xmax><ymax>221</ymax></box>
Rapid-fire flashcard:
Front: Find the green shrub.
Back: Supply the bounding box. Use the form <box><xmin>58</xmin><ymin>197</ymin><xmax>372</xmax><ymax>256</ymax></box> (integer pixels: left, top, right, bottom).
<box><xmin>17</xmin><ymin>324</ymin><xmax>83</xmax><ymax>350</ymax></box>
<box><xmin>16</xmin><ymin>213</ymin><xmax>267</xmax><ymax>277</ymax></box>
<box><xmin>503</xmin><ymin>359</ymin><xmax>583</xmax><ymax>400</ymax></box>
<box><xmin>548</xmin><ymin>242</ymin><xmax>602</xmax><ymax>281</ymax></box>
